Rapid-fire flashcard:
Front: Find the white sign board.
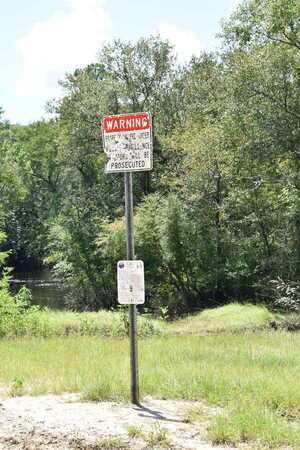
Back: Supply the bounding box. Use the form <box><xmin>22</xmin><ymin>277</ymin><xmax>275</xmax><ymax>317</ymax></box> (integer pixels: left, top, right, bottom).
<box><xmin>117</xmin><ymin>260</ymin><xmax>145</xmax><ymax>304</ymax></box>
<box><xmin>102</xmin><ymin>112</ymin><xmax>152</xmax><ymax>173</ymax></box>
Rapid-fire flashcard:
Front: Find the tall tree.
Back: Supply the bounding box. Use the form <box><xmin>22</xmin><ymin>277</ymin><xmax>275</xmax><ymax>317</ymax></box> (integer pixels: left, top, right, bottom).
<box><xmin>220</xmin><ymin>0</ymin><xmax>300</xmax><ymax>288</ymax></box>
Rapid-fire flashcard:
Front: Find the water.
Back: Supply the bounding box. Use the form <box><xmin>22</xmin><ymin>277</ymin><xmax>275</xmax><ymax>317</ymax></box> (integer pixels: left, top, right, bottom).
<box><xmin>9</xmin><ymin>269</ymin><xmax>67</xmax><ymax>310</ymax></box>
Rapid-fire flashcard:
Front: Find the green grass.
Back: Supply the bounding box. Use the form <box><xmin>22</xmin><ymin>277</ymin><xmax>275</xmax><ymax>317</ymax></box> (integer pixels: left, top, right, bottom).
<box><xmin>1</xmin><ymin>329</ymin><xmax>300</xmax><ymax>447</ymax></box>
<box><xmin>1</xmin><ymin>308</ymin><xmax>165</xmax><ymax>338</ymax></box>
<box><xmin>167</xmin><ymin>303</ymin><xmax>276</xmax><ymax>335</ymax></box>
<box><xmin>0</xmin><ymin>303</ymin><xmax>300</xmax><ymax>448</ymax></box>
<box><xmin>0</xmin><ymin>302</ymin><xmax>285</xmax><ymax>339</ymax></box>
<box><xmin>0</xmin><ymin>336</ymin><xmax>131</xmax><ymax>399</ymax></box>
<box><xmin>127</xmin><ymin>423</ymin><xmax>170</xmax><ymax>448</ymax></box>
<box><xmin>141</xmin><ymin>423</ymin><xmax>170</xmax><ymax>448</ymax></box>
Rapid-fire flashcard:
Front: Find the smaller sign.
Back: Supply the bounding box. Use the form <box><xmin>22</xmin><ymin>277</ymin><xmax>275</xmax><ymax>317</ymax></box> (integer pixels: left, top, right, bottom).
<box><xmin>117</xmin><ymin>260</ymin><xmax>145</xmax><ymax>304</ymax></box>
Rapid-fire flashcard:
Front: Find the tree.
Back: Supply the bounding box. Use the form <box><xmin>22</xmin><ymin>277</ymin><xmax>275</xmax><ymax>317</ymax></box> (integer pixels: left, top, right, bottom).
<box><xmin>218</xmin><ymin>0</ymin><xmax>300</xmax><ymax>301</ymax></box>
<box><xmin>40</xmin><ymin>36</ymin><xmax>189</xmax><ymax>309</ymax></box>
<box><xmin>54</xmin><ymin>35</ymin><xmax>182</xmax><ymax>197</ymax></box>
<box><xmin>1</xmin><ymin>120</ymin><xmax>65</xmax><ymax>267</ymax></box>
<box><xmin>222</xmin><ymin>0</ymin><xmax>300</xmax><ymax>50</ymax></box>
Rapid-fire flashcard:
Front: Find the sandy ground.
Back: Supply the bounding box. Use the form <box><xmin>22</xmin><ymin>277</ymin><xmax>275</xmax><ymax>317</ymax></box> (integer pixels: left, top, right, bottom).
<box><xmin>0</xmin><ymin>393</ymin><xmax>236</xmax><ymax>449</ymax></box>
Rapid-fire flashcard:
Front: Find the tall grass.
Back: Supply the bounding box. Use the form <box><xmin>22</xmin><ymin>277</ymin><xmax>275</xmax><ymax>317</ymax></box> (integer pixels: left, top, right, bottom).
<box><xmin>0</xmin><ymin>309</ymin><xmax>165</xmax><ymax>338</ymax></box>
<box><xmin>167</xmin><ymin>303</ymin><xmax>276</xmax><ymax>334</ymax></box>
<box><xmin>1</xmin><ymin>329</ymin><xmax>300</xmax><ymax>447</ymax></box>
<box><xmin>0</xmin><ymin>303</ymin><xmax>299</xmax><ymax>447</ymax></box>
<box><xmin>0</xmin><ymin>302</ymin><xmax>282</xmax><ymax>338</ymax></box>
<box><xmin>0</xmin><ymin>336</ymin><xmax>131</xmax><ymax>398</ymax></box>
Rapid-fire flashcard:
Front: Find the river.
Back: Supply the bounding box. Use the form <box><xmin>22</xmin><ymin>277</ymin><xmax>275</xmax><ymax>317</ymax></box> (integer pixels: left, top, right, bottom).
<box><xmin>10</xmin><ymin>270</ymin><xmax>67</xmax><ymax>310</ymax></box>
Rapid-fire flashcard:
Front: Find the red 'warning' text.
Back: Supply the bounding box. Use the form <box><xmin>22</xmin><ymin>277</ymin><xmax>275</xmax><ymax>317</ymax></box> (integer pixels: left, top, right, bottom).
<box><xmin>103</xmin><ymin>113</ymin><xmax>150</xmax><ymax>133</ymax></box>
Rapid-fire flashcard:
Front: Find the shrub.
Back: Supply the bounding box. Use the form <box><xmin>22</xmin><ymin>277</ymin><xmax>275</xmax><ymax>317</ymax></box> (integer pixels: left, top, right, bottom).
<box><xmin>0</xmin><ymin>277</ymin><xmax>41</xmax><ymax>337</ymax></box>
<box><xmin>0</xmin><ymin>232</ymin><xmax>41</xmax><ymax>337</ymax></box>
<box><xmin>271</xmin><ymin>278</ymin><xmax>300</xmax><ymax>312</ymax></box>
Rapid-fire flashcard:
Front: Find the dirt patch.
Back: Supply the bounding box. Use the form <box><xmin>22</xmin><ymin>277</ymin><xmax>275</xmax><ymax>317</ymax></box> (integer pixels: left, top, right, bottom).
<box><xmin>0</xmin><ymin>393</ymin><xmax>235</xmax><ymax>449</ymax></box>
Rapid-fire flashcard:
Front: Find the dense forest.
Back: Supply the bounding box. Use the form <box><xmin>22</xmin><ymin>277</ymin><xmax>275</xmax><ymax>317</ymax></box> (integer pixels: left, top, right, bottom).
<box><xmin>1</xmin><ymin>0</ymin><xmax>299</xmax><ymax>315</ymax></box>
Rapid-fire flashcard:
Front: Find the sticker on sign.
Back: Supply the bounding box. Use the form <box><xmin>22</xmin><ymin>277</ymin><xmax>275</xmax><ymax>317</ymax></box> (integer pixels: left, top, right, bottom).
<box><xmin>117</xmin><ymin>260</ymin><xmax>145</xmax><ymax>305</ymax></box>
<box><xmin>102</xmin><ymin>112</ymin><xmax>152</xmax><ymax>173</ymax></box>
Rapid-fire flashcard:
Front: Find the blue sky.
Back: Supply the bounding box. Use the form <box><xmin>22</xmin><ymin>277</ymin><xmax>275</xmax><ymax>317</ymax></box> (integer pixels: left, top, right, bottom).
<box><xmin>0</xmin><ymin>0</ymin><xmax>240</xmax><ymax>125</ymax></box>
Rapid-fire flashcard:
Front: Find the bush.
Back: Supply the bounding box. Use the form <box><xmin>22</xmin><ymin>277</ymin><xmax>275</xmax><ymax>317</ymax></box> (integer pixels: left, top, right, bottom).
<box><xmin>271</xmin><ymin>278</ymin><xmax>300</xmax><ymax>312</ymax></box>
<box><xmin>0</xmin><ymin>276</ymin><xmax>41</xmax><ymax>337</ymax></box>
<box><xmin>0</xmin><ymin>232</ymin><xmax>41</xmax><ymax>338</ymax></box>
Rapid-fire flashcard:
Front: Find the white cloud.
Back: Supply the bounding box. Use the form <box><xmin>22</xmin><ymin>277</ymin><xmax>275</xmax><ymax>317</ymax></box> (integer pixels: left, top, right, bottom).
<box><xmin>15</xmin><ymin>0</ymin><xmax>111</xmax><ymax>101</ymax></box>
<box><xmin>157</xmin><ymin>22</ymin><xmax>204</xmax><ymax>62</ymax></box>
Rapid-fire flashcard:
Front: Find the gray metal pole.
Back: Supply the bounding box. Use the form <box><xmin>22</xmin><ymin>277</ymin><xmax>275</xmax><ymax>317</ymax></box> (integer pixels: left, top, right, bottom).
<box><xmin>124</xmin><ymin>171</ymin><xmax>139</xmax><ymax>405</ymax></box>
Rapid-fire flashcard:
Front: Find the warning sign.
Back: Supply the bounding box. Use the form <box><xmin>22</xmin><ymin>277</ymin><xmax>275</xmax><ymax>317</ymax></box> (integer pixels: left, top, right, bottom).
<box><xmin>102</xmin><ymin>112</ymin><xmax>152</xmax><ymax>173</ymax></box>
<box><xmin>117</xmin><ymin>260</ymin><xmax>145</xmax><ymax>304</ymax></box>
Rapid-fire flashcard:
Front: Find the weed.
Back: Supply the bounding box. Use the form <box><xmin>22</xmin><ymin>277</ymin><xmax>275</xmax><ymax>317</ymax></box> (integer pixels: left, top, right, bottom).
<box><xmin>78</xmin><ymin>314</ymin><xmax>101</xmax><ymax>336</ymax></box>
<box><xmin>118</xmin><ymin>305</ymin><xmax>129</xmax><ymax>336</ymax></box>
<box><xmin>93</xmin><ymin>437</ymin><xmax>130</xmax><ymax>449</ymax></box>
<box><xmin>142</xmin><ymin>422</ymin><xmax>171</xmax><ymax>448</ymax></box>
<box><xmin>183</xmin><ymin>404</ymin><xmax>213</xmax><ymax>423</ymax></box>
<box><xmin>158</xmin><ymin>306</ymin><xmax>170</xmax><ymax>321</ymax></box>
<box><xmin>127</xmin><ymin>423</ymin><xmax>171</xmax><ymax>447</ymax></box>
<box><xmin>8</xmin><ymin>376</ymin><xmax>25</xmax><ymax>397</ymax></box>
<box><xmin>70</xmin><ymin>437</ymin><xmax>129</xmax><ymax>449</ymax></box>
<box><xmin>126</xmin><ymin>425</ymin><xmax>144</xmax><ymax>439</ymax></box>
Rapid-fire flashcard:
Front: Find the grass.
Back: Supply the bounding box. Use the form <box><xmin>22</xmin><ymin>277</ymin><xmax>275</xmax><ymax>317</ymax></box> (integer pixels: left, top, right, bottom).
<box><xmin>1</xmin><ymin>308</ymin><xmax>165</xmax><ymax>338</ymax></box>
<box><xmin>126</xmin><ymin>425</ymin><xmax>143</xmax><ymax>439</ymax></box>
<box><xmin>0</xmin><ymin>302</ymin><xmax>285</xmax><ymax>339</ymax></box>
<box><xmin>70</xmin><ymin>437</ymin><xmax>130</xmax><ymax>449</ymax></box>
<box><xmin>167</xmin><ymin>303</ymin><xmax>276</xmax><ymax>334</ymax></box>
<box><xmin>127</xmin><ymin>423</ymin><xmax>170</xmax><ymax>448</ymax></box>
<box><xmin>1</xmin><ymin>330</ymin><xmax>300</xmax><ymax>447</ymax></box>
<box><xmin>142</xmin><ymin>422</ymin><xmax>170</xmax><ymax>448</ymax></box>
<box><xmin>0</xmin><ymin>303</ymin><xmax>300</xmax><ymax>448</ymax></box>
<box><xmin>183</xmin><ymin>404</ymin><xmax>215</xmax><ymax>423</ymax></box>
<box><xmin>0</xmin><ymin>301</ymin><xmax>283</xmax><ymax>339</ymax></box>
<box><xmin>92</xmin><ymin>438</ymin><xmax>129</xmax><ymax>450</ymax></box>
<box><xmin>0</xmin><ymin>336</ymin><xmax>131</xmax><ymax>398</ymax></box>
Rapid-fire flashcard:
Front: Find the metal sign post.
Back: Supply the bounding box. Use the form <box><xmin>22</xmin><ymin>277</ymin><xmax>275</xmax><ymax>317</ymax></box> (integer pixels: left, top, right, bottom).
<box><xmin>102</xmin><ymin>112</ymin><xmax>152</xmax><ymax>406</ymax></box>
<box><xmin>124</xmin><ymin>171</ymin><xmax>139</xmax><ymax>404</ymax></box>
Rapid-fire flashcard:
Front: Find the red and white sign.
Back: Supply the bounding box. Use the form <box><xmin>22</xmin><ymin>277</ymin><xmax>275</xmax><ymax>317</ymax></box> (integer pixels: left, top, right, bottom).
<box><xmin>102</xmin><ymin>112</ymin><xmax>152</xmax><ymax>173</ymax></box>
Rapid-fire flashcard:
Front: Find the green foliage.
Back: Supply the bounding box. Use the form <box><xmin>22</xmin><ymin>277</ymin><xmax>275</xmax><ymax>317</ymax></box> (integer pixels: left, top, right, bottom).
<box><xmin>0</xmin><ymin>232</ymin><xmax>8</xmax><ymax>265</ymax></box>
<box><xmin>95</xmin><ymin>193</ymin><xmax>190</xmax><ymax>312</ymax></box>
<box><xmin>45</xmin><ymin>215</ymin><xmax>116</xmax><ymax>310</ymax></box>
<box><xmin>0</xmin><ymin>307</ymin><xmax>164</xmax><ymax>339</ymax></box>
<box><xmin>2</xmin><ymin>0</ymin><xmax>300</xmax><ymax>313</ymax></box>
<box><xmin>1</xmin><ymin>120</ymin><xmax>64</xmax><ymax>267</ymax></box>
<box><xmin>0</xmin><ymin>233</ymin><xmax>41</xmax><ymax>337</ymax></box>
<box><xmin>222</xmin><ymin>0</ymin><xmax>300</xmax><ymax>49</ymax></box>
<box><xmin>0</xmin><ymin>278</ymin><xmax>41</xmax><ymax>338</ymax></box>
<box><xmin>271</xmin><ymin>278</ymin><xmax>300</xmax><ymax>312</ymax></box>
<box><xmin>8</xmin><ymin>376</ymin><xmax>25</xmax><ymax>397</ymax></box>
<box><xmin>141</xmin><ymin>423</ymin><xmax>170</xmax><ymax>448</ymax></box>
